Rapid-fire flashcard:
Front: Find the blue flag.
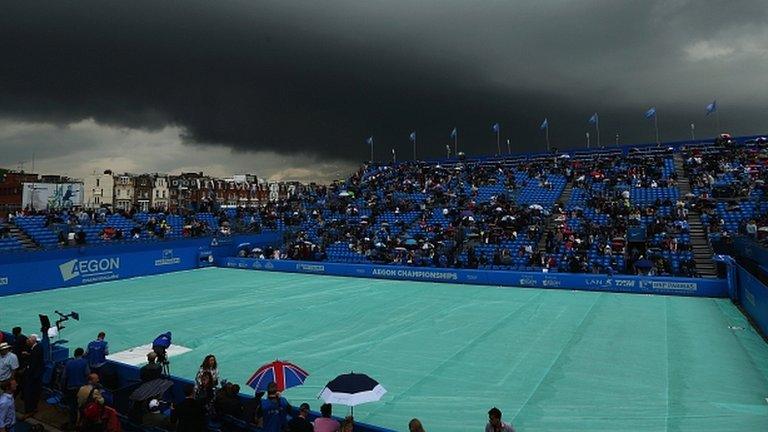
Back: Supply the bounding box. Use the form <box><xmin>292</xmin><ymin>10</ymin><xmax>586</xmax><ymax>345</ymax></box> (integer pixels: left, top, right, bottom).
<box><xmin>492</xmin><ymin>122</ymin><xmax>500</xmax><ymax>133</ymax></box>
<box><xmin>644</xmin><ymin>107</ymin><xmax>657</xmax><ymax>119</ymax></box>
<box><xmin>540</xmin><ymin>118</ymin><xmax>548</xmax><ymax>130</ymax></box>
<box><xmin>409</xmin><ymin>131</ymin><xmax>416</xmax><ymax>142</ymax></box>
<box><xmin>706</xmin><ymin>100</ymin><xmax>717</xmax><ymax>115</ymax></box>
<box><xmin>588</xmin><ymin>113</ymin><xmax>599</xmax><ymax>125</ymax></box>
<box><xmin>450</xmin><ymin>127</ymin><xmax>457</xmax><ymax>139</ymax></box>
<box><xmin>365</xmin><ymin>136</ymin><xmax>373</xmax><ymax>145</ymax></box>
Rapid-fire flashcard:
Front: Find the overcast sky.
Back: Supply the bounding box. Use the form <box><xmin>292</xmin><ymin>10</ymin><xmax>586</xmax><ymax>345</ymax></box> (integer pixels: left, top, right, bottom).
<box><xmin>1</xmin><ymin>1</ymin><xmax>767</xmax><ymax>181</ymax></box>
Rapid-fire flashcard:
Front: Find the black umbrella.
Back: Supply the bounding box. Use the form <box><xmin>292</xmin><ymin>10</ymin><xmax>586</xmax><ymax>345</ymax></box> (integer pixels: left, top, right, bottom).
<box><xmin>129</xmin><ymin>378</ymin><xmax>174</xmax><ymax>402</ymax></box>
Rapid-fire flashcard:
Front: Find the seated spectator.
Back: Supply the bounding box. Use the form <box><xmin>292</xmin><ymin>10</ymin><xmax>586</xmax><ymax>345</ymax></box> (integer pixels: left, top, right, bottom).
<box><xmin>314</xmin><ymin>403</ymin><xmax>340</xmax><ymax>432</ymax></box>
<box><xmin>142</xmin><ymin>398</ymin><xmax>172</xmax><ymax>429</ymax></box>
<box><xmin>242</xmin><ymin>390</ymin><xmax>265</xmax><ymax>428</ymax></box>
<box><xmin>215</xmin><ymin>382</ymin><xmax>243</xmax><ymax>418</ymax></box>
<box><xmin>285</xmin><ymin>402</ymin><xmax>313</xmax><ymax>432</ymax></box>
<box><xmin>77</xmin><ymin>373</ymin><xmax>106</xmax><ymax>430</ymax></box>
<box><xmin>171</xmin><ymin>384</ymin><xmax>206</xmax><ymax>432</ymax></box>
<box><xmin>486</xmin><ymin>407</ymin><xmax>515</xmax><ymax>432</ymax></box>
<box><xmin>341</xmin><ymin>416</ymin><xmax>354</xmax><ymax>432</ymax></box>
<box><xmin>409</xmin><ymin>418</ymin><xmax>426</xmax><ymax>432</ymax></box>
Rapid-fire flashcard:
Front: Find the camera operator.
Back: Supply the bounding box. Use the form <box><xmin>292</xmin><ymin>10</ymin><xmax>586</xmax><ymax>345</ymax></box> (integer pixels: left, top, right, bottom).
<box><xmin>139</xmin><ymin>352</ymin><xmax>163</xmax><ymax>382</ymax></box>
<box><xmin>151</xmin><ymin>332</ymin><xmax>172</xmax><ymax>374</ymax></box>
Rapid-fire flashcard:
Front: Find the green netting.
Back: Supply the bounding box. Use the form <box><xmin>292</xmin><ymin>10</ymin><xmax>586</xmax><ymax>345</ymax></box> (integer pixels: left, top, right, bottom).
<box><xmin>3</xmin><ymin>268</ymin><xmax>768</xmax><ymax>431</ymax></box>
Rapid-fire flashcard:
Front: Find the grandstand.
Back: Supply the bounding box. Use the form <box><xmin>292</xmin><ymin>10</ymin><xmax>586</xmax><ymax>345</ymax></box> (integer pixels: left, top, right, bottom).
<box><xmin>1</xmin><ymin>133</ymin><xmax>768</xmax><ymax>432</ymax></box>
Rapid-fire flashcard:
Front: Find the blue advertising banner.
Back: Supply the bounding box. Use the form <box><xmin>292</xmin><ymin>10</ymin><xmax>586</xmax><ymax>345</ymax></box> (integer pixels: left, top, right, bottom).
<box><xmin>221</xmin><ymin>257</ymin><xmax>729</xmax><ymax>298</ymax></box>
<box><xmin>0</xmin><ymin>233</ymin><xmax>280</xmax><ymax>296</ymax></box>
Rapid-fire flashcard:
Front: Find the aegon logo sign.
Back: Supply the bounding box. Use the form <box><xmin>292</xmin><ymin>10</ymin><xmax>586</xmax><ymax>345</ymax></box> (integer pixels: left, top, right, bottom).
<box><xmin>59</xmin><ymin>257</ymin><xmax>120</xmax><ymax>283</ymax></box>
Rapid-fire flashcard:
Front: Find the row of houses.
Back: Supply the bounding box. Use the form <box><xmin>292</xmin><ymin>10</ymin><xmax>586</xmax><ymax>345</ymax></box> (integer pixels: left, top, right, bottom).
<box><xmin>0</xmin><ymin>169</ymin><xmax>305</xmax><ymax>214</ymax></box>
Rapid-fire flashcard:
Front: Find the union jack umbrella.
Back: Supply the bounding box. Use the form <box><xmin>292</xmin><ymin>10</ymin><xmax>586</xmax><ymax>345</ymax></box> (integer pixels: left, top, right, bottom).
<box><xmin>246</xmin><ymin>360</ymin><xmax>309</xmax><ymax>392</ymax></box>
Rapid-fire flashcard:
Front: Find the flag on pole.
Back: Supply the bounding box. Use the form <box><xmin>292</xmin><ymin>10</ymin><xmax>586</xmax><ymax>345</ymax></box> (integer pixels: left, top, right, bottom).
<box><xmin>644</xmin><ymin>107</ymin><xmax>657</xmax><ymax>119</ymax></box>
<box><xmin>539</xmin><ymin>118</ymin><xmax>549</xmax><ymax>130</ymax></box>
<box><xmin>491</xmin><ymin>123</ymin><xmax>500</xmax><ymax>133</ymax></box>
<box><xmin>409</xmin><ymin>132</ymin><xmax>416</xmax><ymax>142</ymax></box>
<box><xmin>706</xmin><ymin>100</ymin><xmax>717</xmax><ymax>115</ymax></box>
<box><xmin>450</xmin><ymin>127</ymin><xmax>457</xmax><ymax>139</ymax></box>
<box><xmin>365</xmin><ymin>136</ymin><xmax>373</xmax><ymax>145</ymax></box>
<box><xmin>588</xmin><ymin>113</ymin><xmax>599</xmax><ymax>125</ymax></box>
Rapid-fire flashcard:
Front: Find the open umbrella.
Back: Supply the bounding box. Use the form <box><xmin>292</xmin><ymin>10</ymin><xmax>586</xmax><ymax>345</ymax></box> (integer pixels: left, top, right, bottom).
<box><xmin>247</xmin><ymin>360</ymin><xmax>309</xmax><ymax>392</ymax></box>
<box><xmin>129</xmin><ymin>378</ymin><xmax>174</xmax><ymax>402</ymax></box>
<box><xmin>319</xmin><ymin>372</ymin><xmax>386</xmax><ymax>415</ymax></box>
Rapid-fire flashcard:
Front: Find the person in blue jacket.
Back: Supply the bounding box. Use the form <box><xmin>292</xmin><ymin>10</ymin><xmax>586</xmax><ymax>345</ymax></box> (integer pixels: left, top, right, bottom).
<box><xmin>85</xmin><ymin>332</ymin><xmax>109</xmax><ymax>376</ymax></box>
<box><xmin>260</xmin><ymin>382</ymin><xmax>291</xmax><ymax>432</ymax></box>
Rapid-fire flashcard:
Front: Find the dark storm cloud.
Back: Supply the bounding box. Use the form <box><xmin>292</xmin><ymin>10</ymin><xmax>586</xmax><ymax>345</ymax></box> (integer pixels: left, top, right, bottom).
<box><xmin>2</xmin><ymin>1</ymin><xmax>767</xmax><ymax>164</ymax></box>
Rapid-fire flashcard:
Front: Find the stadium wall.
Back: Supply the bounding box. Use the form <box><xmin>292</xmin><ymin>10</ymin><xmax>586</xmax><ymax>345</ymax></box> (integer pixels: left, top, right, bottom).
<box><xmin>220</xmin><ymin>257</ymin><xmax>729</xmax><ymax>297</ymax></box>
<box><xmin>0</xmin><ymin>232</ymin><xmax>281</xmax><ymax>296</ymax></box>
<box><xmin>735</xmin><ymin>264</ymin><xmax>768</xmax><ymax>338</ymax></box>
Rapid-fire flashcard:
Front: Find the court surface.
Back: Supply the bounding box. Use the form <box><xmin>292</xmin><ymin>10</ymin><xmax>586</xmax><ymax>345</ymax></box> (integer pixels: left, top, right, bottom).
<box><xmin>3</xmin><ymin>268</ymin><xmax>768</xmax><ymax>431</ymax></box>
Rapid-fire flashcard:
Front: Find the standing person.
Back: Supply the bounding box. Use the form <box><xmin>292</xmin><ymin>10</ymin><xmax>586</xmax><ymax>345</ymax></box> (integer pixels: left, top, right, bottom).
<box><xmin>285</xmin><ymin>402</ymin><xmax>313</xmax><ymax>432</ymax></box>
<box><xmin>9</xmin><ymin>328</ymin><xmax>26</xmax><ymax>398</ymax></box>
<box><xmin>260</xmin><ymin>382</ymin><xmax>290</xmax><ymax>432</ymax></box>
<box><xmin>21</xmin><ymin>334</ymin><xmax>43</xmax><ymax>419</ymax></box>
<box><xmin>0</xmin><ymin>344</ymin><xmax>18</xmax><ymax>383</ymax></box>
<box><xmin>85</xmin><ymin>332</ymin><xmax>109</xmax><ymax>377</ymax></box>
<box><xmin>171</xmin><ymin>384</ymin><xmax>206</xmax><ymax>432</ymax></box>
<box><xmin>193</xmin><ymin>371</ymin><xmax>215</xmax><ymax>416</ymax></box>
<box><xmin>0</xmin><ymin>379</ymin><xmax>18</xmax><ymax>432</ymax></box>
<box><xmin>10</xmin><ymin>328</ymin><xmax>26</xmax><ymax>360</ymax></box>
<box><xmin>314</xmin><ymin>403</ymin><xmax>340</xmax><ymax>432</ymax></box>
<box><xmin>408</xmin><ymin>418</ymin><xmax>426</xmax><ymax>432</ymax></box>
<box><xmin>195</xmin><ymin>355</ymin><xmax>219</xmax><ymax>388</ymax></box>
<box><xmin>63</xmin><ymin>348</ymin><xmax>90</xmax><ymax>429</ymax></box>
<box><xmin>485</xmin><ymin>407</ymin><xmax>515</xmax><ymax>432</ymax></box>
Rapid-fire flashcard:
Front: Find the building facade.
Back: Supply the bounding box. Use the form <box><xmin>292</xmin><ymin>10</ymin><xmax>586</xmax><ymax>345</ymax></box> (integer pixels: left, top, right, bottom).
<box><xmin>151</xmin><ymin>175</ymin><xmax>169</xmax><ymax>210</ymax></box>
<box><xmin>83</xmin><ymin>170</ymin><xmax>115</xmax><ymax>209</ymax></box>
<box><xmin>113</xmin><ymin>174</ymin><xmax>134</xmax><ymax>211</ymax></box>
<box><xmin>133</xmin><ymin>174</ymin><xmax>153</xmax><ymax>212</ymax></box>
<box><xmin>0</xmin><ymin>171</ymin><xmax>39</xmax><ymax>214</ymax></box>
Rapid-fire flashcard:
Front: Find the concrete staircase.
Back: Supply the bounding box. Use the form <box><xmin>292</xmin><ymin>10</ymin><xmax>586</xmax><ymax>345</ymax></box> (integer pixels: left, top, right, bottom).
<box><xmin>673</xmin><ymin>153</ymin><xmax>718</xmax><ymax>278</ymax></box>
<box><xmin>8</xmin><ymin>223</ymin><xmax>40</xmax><ymax>250</ymax></box>
<box><xmin>537</xmin><ymin>182</ymin><xmax>573</xmax><ymax>253</ymax></box>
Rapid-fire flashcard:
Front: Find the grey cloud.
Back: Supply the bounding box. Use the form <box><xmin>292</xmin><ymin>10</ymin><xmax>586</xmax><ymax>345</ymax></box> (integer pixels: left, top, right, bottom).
<box><xmin>1</xmin><ymin>0</ymin><xmax>767</xmax><ymax>175</ymax></box>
